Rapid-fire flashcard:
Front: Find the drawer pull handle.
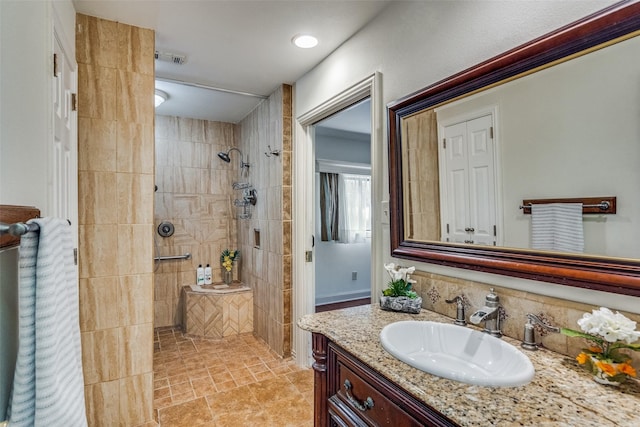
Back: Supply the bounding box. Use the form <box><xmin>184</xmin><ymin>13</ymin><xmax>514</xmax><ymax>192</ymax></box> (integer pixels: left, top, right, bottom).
<box><xmin>344</xmin><ymin>379</ymin><xmax>374</xmax><ymax>412</ymax></box>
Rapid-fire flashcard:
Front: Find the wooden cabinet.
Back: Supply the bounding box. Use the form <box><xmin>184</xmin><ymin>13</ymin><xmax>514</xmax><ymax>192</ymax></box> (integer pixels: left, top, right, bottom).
<box><xmin>311</xmin><ymin>333</ymin><xmax>458</xmax><ymax>427</ymax></box>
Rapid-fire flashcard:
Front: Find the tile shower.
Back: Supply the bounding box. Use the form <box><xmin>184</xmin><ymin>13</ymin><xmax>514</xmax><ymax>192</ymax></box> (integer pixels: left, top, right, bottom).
<box><xmin>154</xmin><ymin>116</ymin><xmax>239</xmax><ymax>328</ymax></box>
<box><xmin>154</xmin><ymin>85</ymin><xmax>293</xmax><ymax>357</ymax></box>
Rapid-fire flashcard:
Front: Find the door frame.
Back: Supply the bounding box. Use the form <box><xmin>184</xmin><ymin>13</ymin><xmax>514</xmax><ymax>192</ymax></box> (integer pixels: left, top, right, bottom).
<box><xmin>293</xmin><ymin>73</ymin><xmax>383</xmax><ymax>366</ymax></box>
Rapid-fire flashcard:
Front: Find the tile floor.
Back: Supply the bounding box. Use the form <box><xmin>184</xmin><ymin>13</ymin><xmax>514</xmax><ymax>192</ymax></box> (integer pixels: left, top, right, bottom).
<box><xmin>153</xmin><ymin>327</ymin><xmax>314</xmax><ymax>426</ymax></box>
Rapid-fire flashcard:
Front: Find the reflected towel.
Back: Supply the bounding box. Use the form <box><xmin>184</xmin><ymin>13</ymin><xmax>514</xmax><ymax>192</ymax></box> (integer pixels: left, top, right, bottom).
<box><xmin>531</xmin><ymin>203</ymin><xmax>584</xmax><ymax>253</ymax></box>
<box><xmin>8</xmin><ymin>218</ymin><xmax>87</xmax><ymax>427</ymax></box>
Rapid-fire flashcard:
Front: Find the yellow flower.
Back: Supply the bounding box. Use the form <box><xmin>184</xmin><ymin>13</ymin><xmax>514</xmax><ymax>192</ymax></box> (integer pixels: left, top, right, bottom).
<box><xmin>575</xmin><ymin>353</ymin><xmax>589</xmax><ymax>364</ymax></box>
<box><xmin>595</xmin><ymin>361</ymin><xmax>616</xmax><ymax>376</ymax></box>
<box><xmin>619</xmin><ymin>363</ymin><xmax>637</xmax><ymax>377</ymax></box>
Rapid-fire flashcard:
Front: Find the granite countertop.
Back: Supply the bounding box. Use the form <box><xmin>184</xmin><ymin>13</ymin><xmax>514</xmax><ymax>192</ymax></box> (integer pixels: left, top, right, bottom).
<box><xmin>298</xmin><ymin>305</ymin><xmax>640</xmax><ymax>426</ymax></box>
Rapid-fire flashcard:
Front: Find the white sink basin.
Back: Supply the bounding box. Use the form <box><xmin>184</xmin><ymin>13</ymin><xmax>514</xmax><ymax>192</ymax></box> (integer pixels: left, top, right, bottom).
<box><xmin>379</xmin><ymin>321</ymin><xmax>534</xmax><ymax>387</ymax></box>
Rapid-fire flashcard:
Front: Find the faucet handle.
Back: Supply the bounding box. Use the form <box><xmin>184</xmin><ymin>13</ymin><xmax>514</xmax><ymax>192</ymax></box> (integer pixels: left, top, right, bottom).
<box><xmin>521</xmin><ymin>313</ymin><xmax>560</xmax><ymax>351</ymax></box>
<box><xmin>445</xmin><ymin>296</ymin><xmax>467</xmax><ymax>326</ymax></box>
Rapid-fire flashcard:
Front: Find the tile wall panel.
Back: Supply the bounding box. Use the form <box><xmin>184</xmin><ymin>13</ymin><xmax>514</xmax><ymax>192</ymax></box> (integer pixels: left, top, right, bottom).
<box><xmin>77</xmin><ymin>14</ymin><xmax>155</xmax><ymax>426</ymax></box>
<box><xmin>238</xmin><ymin>85</ymin><xmax>293</xmax><ymax>357</ymax></box>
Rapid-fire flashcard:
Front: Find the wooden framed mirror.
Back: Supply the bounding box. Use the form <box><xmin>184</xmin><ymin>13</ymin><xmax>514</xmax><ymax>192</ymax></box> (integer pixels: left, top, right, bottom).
<box><xmin>388</xmin><ymin>1</ymin><xmax>640</xmax><ymax>296</ymax></box>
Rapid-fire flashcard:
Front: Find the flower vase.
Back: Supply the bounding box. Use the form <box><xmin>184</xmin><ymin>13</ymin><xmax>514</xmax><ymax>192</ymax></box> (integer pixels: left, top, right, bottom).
<box><xmin>221</xmin><ymin>263</ymin><xmax>234</xmax><ymax>285</ymax></box>
<box><xmin>590</xmin><ymin>356</ymin><xmax>627</xmax><ymax>386</ymax></box>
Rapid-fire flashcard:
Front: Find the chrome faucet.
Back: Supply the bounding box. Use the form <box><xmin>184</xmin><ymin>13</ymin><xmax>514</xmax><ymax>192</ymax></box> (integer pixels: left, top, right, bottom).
<box><xmin>445</xmin><ymin>295</ymin><xmax>467</xmax><ymax>326</ymax></box>
<box><xmin>469</xmin><ymin>288</ymin><xmax>502</xmax><ymax>337</ymax></box>
<box><xmin>521</xmin><ymin>313</ymin><xmax>560</xmax><ymax>351</ymax></box>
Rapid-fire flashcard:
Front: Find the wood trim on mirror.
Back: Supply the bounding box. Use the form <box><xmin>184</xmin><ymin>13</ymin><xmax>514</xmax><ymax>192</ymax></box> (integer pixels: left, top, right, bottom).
<box><xmin>388</xmin><ymin>1</ymin><xmax>640</xmax><ymax>297</ymax></box>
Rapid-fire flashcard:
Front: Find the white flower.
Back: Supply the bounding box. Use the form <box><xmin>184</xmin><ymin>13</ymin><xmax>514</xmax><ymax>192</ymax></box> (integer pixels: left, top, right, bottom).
<box><xmin>384</xmin><ymin>263</ymin><xmax>416</xmax><ymax>283</ymax></box>
<box><xmin>577</xmin><ymin>307</ymin><xmax>640</xmax><ymax>344</ymax></box>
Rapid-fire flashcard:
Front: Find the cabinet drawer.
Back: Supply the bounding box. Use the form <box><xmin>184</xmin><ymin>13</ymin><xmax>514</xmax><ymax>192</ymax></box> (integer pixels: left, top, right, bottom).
<box><xmin>327</xmin><ymin>342</ymin><xmax>458</xmax><ymax>427</ymax></box>
<box><xmin>335</xmin><ymin>356</ymin><xmax>422</xmax><ymax>426</ymax></box>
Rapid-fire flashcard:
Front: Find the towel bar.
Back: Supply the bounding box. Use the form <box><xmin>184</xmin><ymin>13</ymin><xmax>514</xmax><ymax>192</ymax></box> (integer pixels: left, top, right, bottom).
<box><xmin>519</xmin><ymin>201</ymin><xmax>610</xmax><ymax>210</ymax></box>
<box><xmin>0</xmin><ymin>221</ymin><xmax>40</xmax><ymax>236</ymax></box>
<box><xmin>519</xmin><ymin>196</ymin><xmax>616</xmax><ymax>214</ymax></box>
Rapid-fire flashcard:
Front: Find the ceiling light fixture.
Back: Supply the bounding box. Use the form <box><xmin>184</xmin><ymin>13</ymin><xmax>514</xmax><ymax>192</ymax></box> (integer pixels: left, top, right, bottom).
<box><xmin>292</xmin><ymin>34</ymin><xmax>318</xmax><ymax>49</ymax></box>
<box><xmin>154</xmin><ymin>89</ymin><xmax>168</xmax><ymax>108</ymax></box>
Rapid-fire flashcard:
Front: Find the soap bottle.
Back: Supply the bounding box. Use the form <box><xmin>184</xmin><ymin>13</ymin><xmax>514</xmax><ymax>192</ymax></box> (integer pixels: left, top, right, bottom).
<box><xmin>204</xmin><ymin>264</ymin><xmax>212</xmax><ymax>285</ymax></box>
<box><xmin>196</xmin><ymin>264</ymin><xmax>205</xmax><ymax>285</ymax></box>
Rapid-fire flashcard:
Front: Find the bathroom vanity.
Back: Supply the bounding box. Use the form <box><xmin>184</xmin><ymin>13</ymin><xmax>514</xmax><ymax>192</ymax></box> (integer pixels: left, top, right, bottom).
<box><xmin>298</xmin><ymin>305</ymin><xmax>640</xmax><ymax>426</ymax></box>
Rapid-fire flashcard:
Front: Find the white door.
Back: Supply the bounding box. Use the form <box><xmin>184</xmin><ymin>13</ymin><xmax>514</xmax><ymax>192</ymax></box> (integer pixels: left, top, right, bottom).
<box><xmin>442</xmin><ymin>114</ymin><xmax>496</xmax><ymax>246</ymax></box>
<box><xmin>52</xmin><ymin>28</ymin><xmax>78</xmax><ymax>252</ymax></box>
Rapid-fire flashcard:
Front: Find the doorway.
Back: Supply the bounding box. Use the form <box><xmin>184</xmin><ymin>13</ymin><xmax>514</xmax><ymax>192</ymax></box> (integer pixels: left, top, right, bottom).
<box><xmin>314</xmin><ymin>99</ymin><xmax>372</xmax><ymax>312</ymax></box>
<box><xmin>293</xmin><ymin>73</ymin><xmax>383</xmax><ymax>366</ymax></box>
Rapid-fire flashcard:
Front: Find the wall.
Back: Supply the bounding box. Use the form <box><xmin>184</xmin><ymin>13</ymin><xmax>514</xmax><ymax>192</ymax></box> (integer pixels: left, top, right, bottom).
<box><xmin>294</xmin><ymin>0</ymin><xmax>640</xmax><ymax>313</ymax></box>
<box><xmin>154</xmin><ymin>116</ymin><xmax>238</xmax><ymax>327</ymax></box>
<box><xmin>0</xmin><ymin>0</ymin><xmax>53</xmax><ymax>207</ymax></box>
<box><xmin>238</xmin><ymin>85</ymin><xmax>292</xmax><ymax>357</ymax></box>
<box><xmin>314</xmin><ymin>128</ymin><xmax>371</xmax><ymax>305</ymax></box>
<box><xmin>76</xmin><ymin>14</ymin><xmax>155</xmax><ymax>426</ymax></box>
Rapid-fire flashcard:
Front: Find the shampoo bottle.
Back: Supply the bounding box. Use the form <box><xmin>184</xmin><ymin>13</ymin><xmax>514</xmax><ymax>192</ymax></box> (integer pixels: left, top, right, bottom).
<box><xmin>196</xmin><ymin>264</ymin><xmax>205</xmax><ymax>285</ymax></box>
<box><xmin>204</xmin><ymin>264</ymin><xmax>212</xmax><ymax>285</ymax></box>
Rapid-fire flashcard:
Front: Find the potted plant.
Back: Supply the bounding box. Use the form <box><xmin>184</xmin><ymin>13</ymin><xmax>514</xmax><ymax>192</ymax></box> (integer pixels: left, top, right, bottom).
<box><xmin>562</xmin><ymin>307</ymin><xmax>640</xmax><ymax>385</ymax></box>
<box><xmin>380</xmin><ymin>263</ymin><xmax>422</xmax><ymax>314</ymax></box>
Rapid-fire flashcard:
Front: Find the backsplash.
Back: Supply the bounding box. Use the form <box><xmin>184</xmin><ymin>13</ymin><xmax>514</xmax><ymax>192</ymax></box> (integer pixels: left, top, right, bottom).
<box><xmin>411</xmin><ymin>271</ymin><xmax>640</xmax><ymax>365</ymax></box>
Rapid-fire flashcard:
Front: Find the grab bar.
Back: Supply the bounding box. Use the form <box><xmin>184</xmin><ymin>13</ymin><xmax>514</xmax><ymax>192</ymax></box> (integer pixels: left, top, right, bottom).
<box><xmin>154</xmin><ymin>252</ymin><xmax>191</xmax><ymax>261</ymax></box>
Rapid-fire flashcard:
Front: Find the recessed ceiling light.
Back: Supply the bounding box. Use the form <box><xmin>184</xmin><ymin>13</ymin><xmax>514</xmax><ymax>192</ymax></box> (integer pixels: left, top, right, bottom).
<box><xmin>155</xmin><ymin>89</ymin><xmax>168</xmax><ymax>108</ymax></box>
<box><xmin>292</xmin><ymin>34</ymin><xmax>318</xmax><ymax>49</ymax></box>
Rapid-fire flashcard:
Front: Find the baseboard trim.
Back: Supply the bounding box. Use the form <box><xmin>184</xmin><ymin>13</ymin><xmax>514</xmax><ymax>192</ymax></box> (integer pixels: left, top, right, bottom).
<box><xmin>315</xmin><ymin>297</ymin><xmax>371</xmax><ymax>313</ymax></box>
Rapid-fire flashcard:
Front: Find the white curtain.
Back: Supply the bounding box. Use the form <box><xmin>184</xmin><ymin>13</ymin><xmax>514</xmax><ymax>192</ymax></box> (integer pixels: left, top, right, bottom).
<box><xmin>338</xmin><ymin>174</ymin><xmax>371</xmax><ymax>243</ymax></box>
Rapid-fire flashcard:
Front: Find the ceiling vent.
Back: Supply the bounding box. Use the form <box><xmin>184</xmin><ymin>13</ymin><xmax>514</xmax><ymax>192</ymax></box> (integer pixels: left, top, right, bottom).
<box><xmin>154</xmin><ymin>50</ymin><xmax>186</xmax><ymax>65</ymax></box>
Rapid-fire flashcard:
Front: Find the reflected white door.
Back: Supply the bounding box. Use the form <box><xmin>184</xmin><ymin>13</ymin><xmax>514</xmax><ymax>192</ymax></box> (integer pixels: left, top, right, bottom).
<box><xmin>442</xmin><ymin>114</ymin><xmax>496</xmax><ymax>246</ymax></box>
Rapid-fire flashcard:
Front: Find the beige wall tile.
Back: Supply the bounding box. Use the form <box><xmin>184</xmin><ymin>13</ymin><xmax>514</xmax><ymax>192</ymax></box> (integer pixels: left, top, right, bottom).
<box><xmin>119</xmin><ymin>373</ymin><xmax>154</xmax><ymax>426</ymax></box>
<box><xmin>79</xmin><ymin>224</ymin><xmax>119</xmax><ymax>279</ymax></box>
<box><xmin>119</xmin><ymin>274</ymin><xmax>153</xmax><ymax>326</ymax></box>
<box><xmin>81</xmin><ymin>329</ymin><xmax>120</xmax><ymax>384</ymax></box>
<box><xmin>116</xmin><ymin>70</ymin><xmax>154</xmax><ymax>124</ymax></box>
<box><xmin>85</xmin><ymin>380</ymin><xmax>120</xmax><ymax>427</ymax></box>
<box><xmin>117</xmin><ymin>173</ymin><xmax>154</xmax><ymax>224</ymax></box>
<box><xmin>77</xmin><ymin>63</ymin><xmax>116</xmax><ymax>120</ymax></box>
<box><xmin>119</xmin><ymin>324</ymin><xmax>153</xmax><ymax>377</ymax></box>
<box><xmin>79</xmin><ymin>277</ymin><xmax>119</xmax><ymax>332</ymax></box>
<box><xmin>117</xmin><ymin>224</ymin><xmax>153</xmax><ymax>275</ymax></box>
<box><xmin>78</xmin><ymin>171</ymin><xmax>118</xmax><ymax>225</ymax></box>
<box><xmin>78</xmin><ymin>117</ymin><xmax>116</xmax><ymax>172</ymax></box>
<box><xmin>117</xmin><ymin>122</ymin><xmax>154</xmax><ymax>174</ymax></box>
<box><xmin>178</xmin><ymin>117</ymin><xmax>205</xmax><ymax>143</ymax></box>
<box><xmin>76</xmin><ymin>14</ymin><xmax>118</xmax><ymax>67</ymax></box>
<box><xmin>117</xmin><ymin>23</ymin><xmax>154</xmax><ymax>75</ymax></box>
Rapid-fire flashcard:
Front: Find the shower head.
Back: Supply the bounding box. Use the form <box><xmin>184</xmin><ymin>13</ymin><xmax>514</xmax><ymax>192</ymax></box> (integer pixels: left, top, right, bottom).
<box><xmin>217</xmin><ymin>151</ymin><xmax>231</xmax><ymax>163</ymax></box>
<box><xmin>217</xmin><ymin>147</ymin><xmax>249</xmax><ymax>169</ymax></box>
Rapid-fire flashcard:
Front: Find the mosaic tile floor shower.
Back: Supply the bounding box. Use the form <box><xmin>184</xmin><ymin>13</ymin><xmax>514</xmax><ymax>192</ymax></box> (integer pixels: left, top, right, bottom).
<box><xmin>154</xmin><ymin>327</ymin><xmax>314</xmax><ymax>426</ymax></box>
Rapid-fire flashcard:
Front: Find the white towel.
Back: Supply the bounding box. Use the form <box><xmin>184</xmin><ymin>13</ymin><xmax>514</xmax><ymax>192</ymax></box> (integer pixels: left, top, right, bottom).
<box><xmin>531</xmin><ymin>203</ymin><xmax>584</xmax><ymax>253</ymax></box>
<box><xmin>8</xmin><ymin>218</ymin><xmax>87</xmax><ymax>427</ymax></box>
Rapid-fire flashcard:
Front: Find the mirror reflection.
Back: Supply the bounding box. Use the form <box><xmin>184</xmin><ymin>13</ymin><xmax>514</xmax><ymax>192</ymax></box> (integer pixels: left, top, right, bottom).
<box><xmin>402</xmin><ymin>34</ymin><xmax>640</xmax><ymax>259</ymax></box>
